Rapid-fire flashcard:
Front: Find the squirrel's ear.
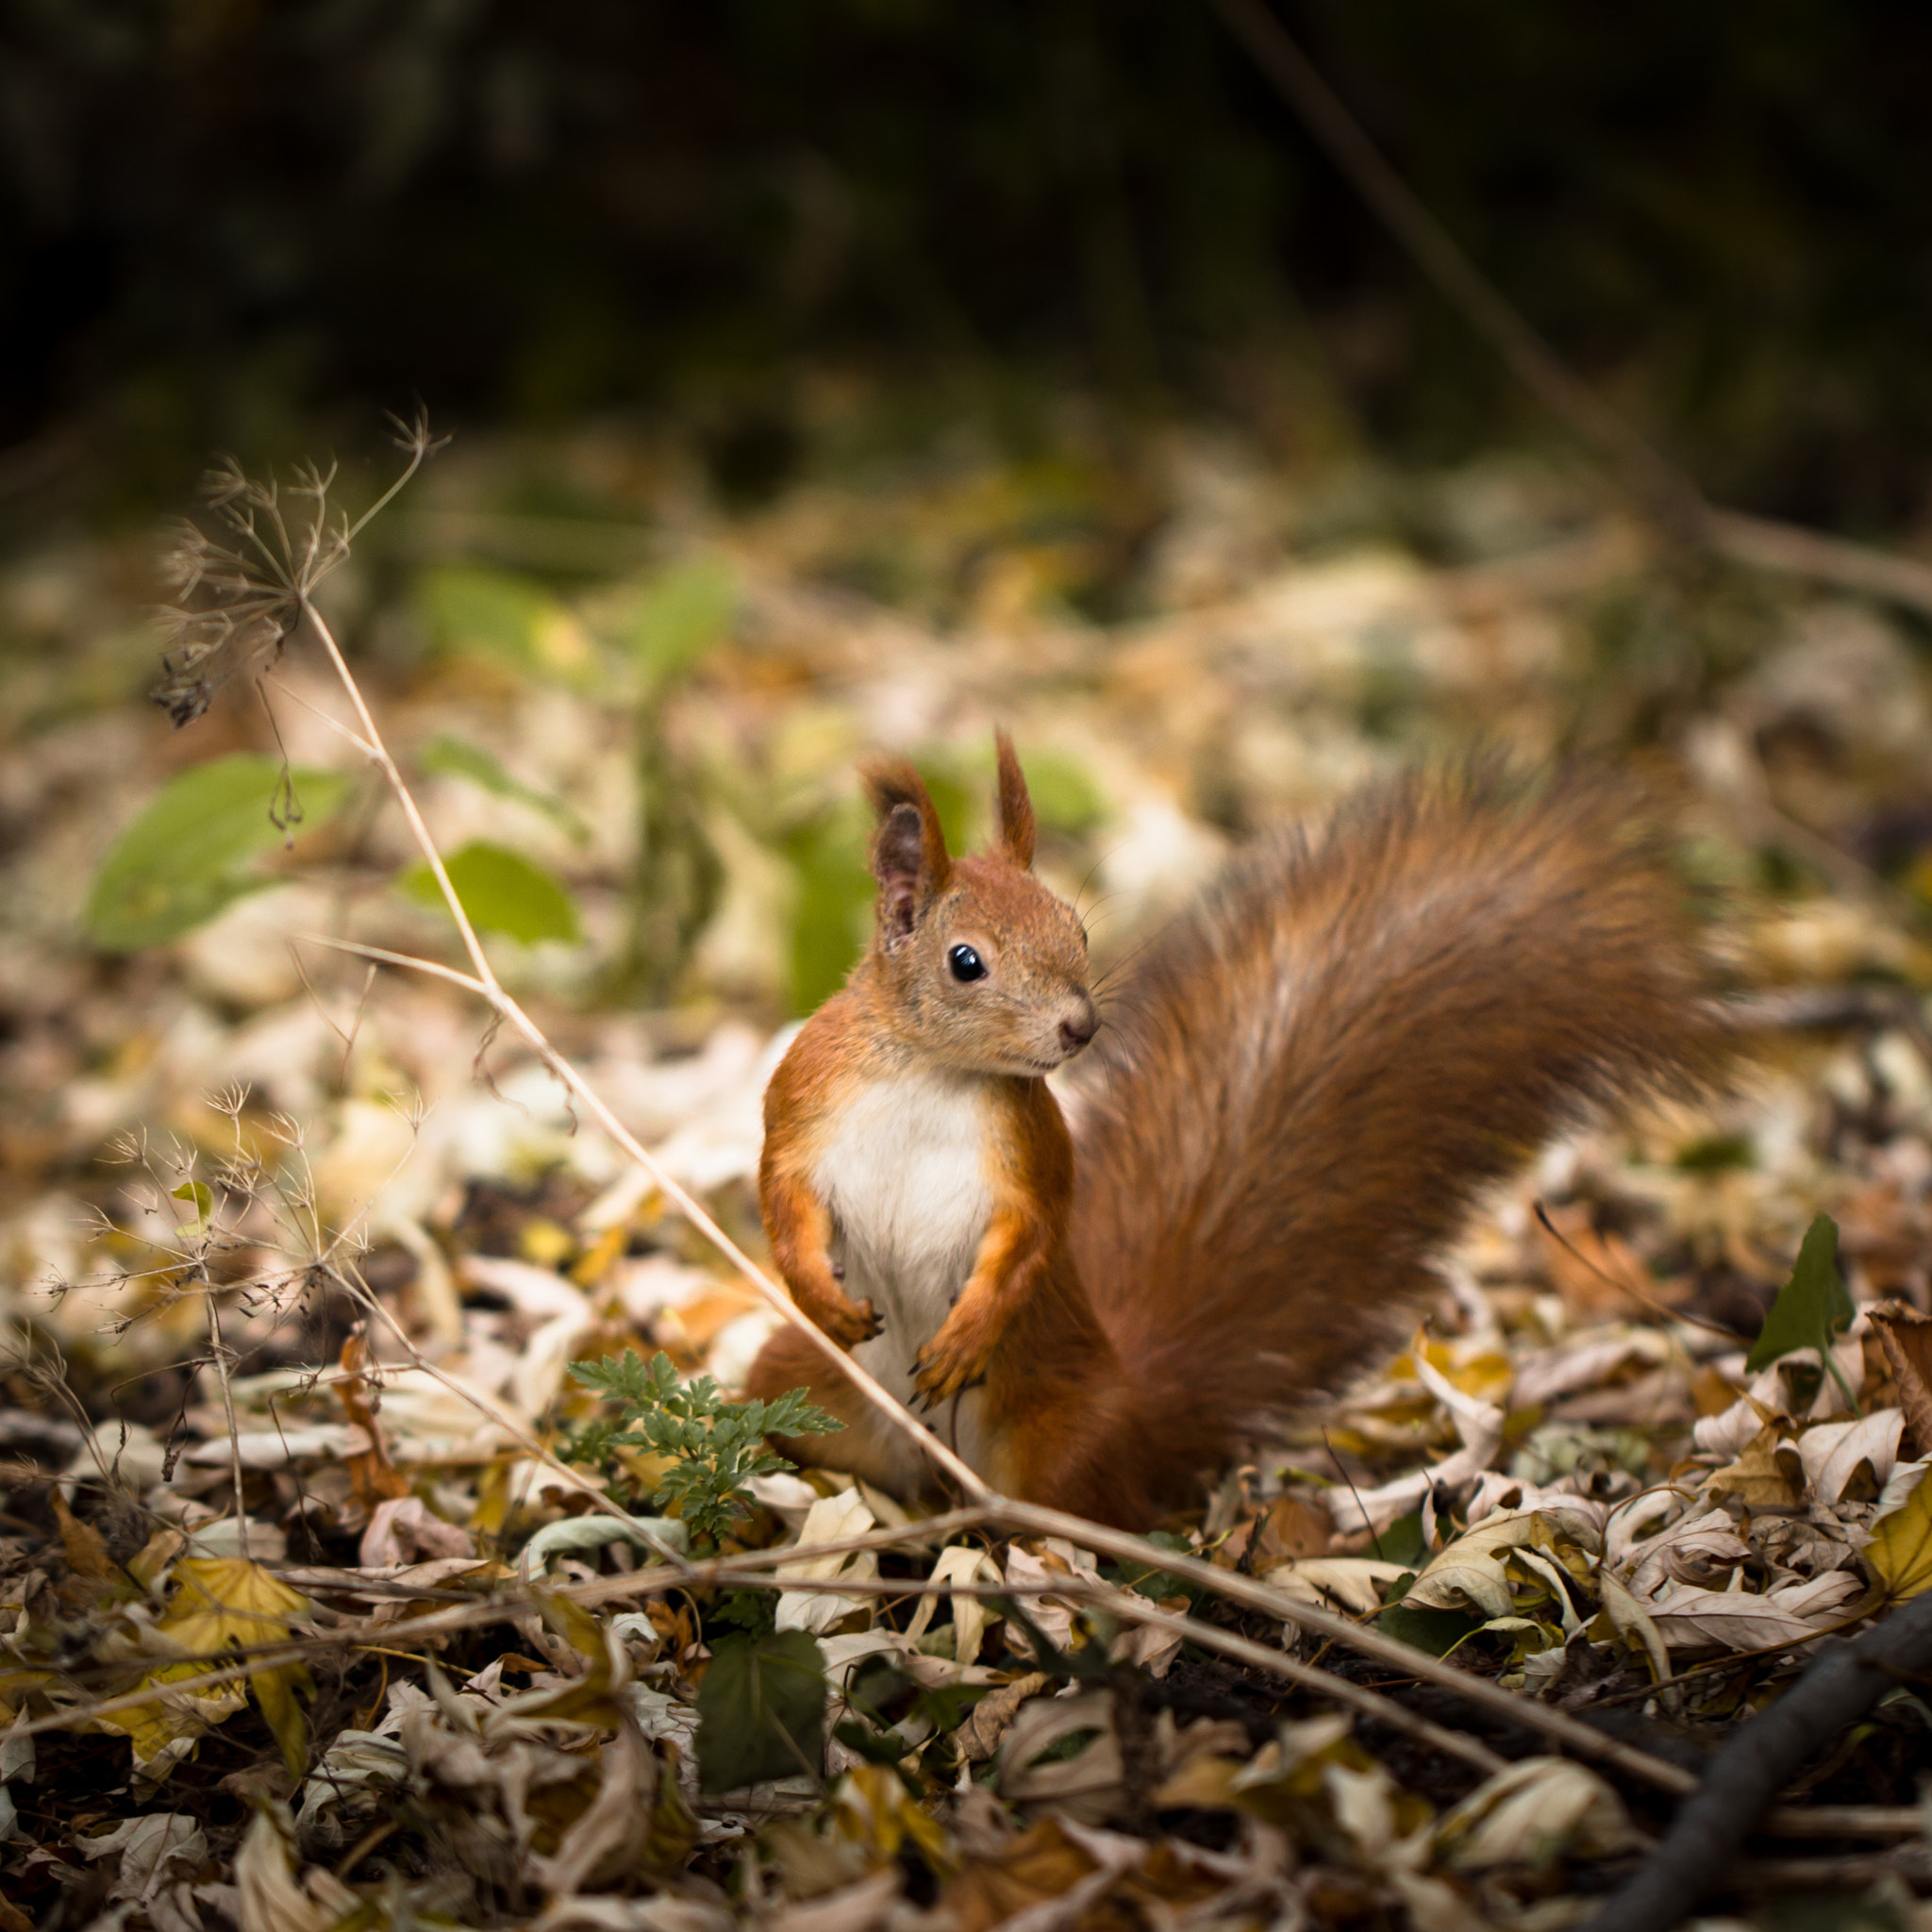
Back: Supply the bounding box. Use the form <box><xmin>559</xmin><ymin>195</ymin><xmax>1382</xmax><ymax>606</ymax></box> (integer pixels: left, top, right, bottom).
<box><xmin>993</xmin><ymin>728</ymin><xmax>1036</xmax><ymax>870</ymax></box>
<box><xmin>863</xmin><ymin>758</ymin><xmax>952</xmax><ymax>941</ymax></box>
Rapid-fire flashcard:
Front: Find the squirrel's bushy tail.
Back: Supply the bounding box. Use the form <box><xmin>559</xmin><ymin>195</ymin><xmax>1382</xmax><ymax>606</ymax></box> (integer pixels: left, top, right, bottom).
<box><xmin>1066</xmin><ymin>762</ymin><xmax>1727</xmax><ymax>1507</ymax></box>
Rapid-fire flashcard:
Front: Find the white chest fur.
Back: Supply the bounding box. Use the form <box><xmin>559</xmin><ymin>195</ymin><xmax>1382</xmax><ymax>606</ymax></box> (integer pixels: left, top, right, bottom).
<box><xmin>812</xmin><ymin>1066</ymin><xmax>993</xmax><ymax>1402</ymax></box>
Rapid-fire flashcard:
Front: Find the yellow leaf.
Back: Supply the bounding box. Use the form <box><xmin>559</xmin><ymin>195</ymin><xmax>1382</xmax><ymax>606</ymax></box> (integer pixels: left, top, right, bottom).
<box><xmin>1865</xmin><ymin>1465</ymin><xmax>1932</xmax><ymax>1602</ymax></box>
<box><xmin>158</xmin><ymin>1558</ymin><xmax>308</xmax><ymax>1650</ymax></box>
<box><xmin>96</xmin><ymin>1662</ymin><xmax>249</xmax><ymax>1782</ymax></box>
<box><xmin>149</xmin><ymin>1558</ymin><xmax>314</xmax><ymax>1780</ymax></box>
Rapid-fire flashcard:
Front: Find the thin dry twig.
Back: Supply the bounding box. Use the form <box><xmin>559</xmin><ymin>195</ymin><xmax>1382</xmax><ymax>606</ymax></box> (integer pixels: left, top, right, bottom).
<box><xmin>1586</xmin><ymin>1586</ymin><xmax>1932</xmax><ymax>1932</ymax></box>
<box><xmin>288</xmin><ymin>590</ymin><xmax>984</xmax><ymax>1507</ymax></box>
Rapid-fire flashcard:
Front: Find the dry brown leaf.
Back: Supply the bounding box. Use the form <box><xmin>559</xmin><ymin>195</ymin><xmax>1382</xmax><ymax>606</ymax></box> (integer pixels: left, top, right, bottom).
<box><xmin>336</xmin><ymin>1331</ymin><xmax>409</xmax><ymax>1512</ymax></box>
<box><xmin>1538</xmin><ymin>1205</ymin><xmax>1685</xmax><ymax>1317</ymax></box>
<box><xmin>1869</xmin><ymin>1302</ymin><xmax>1932</xmax><ymax>1456</ymax></box>
<box><xmin>944</xmin><ymin>1816</ymin><xmax>1129</xmax><ymax>1932</ymax></box>
<box><xmin>955</xmin><ymin>1672</ymin><xmax>1052</xmax><ymax>1764</ymax></box>
<box><xmin>1703</xmin><ymin>1424</ymin><xmax>1804</xmax><ymax>1507</ymax></box>
<box><xmin>1797</xmin><ymin>1409</ymin><xmax>1903</xmax><ymax>1504</ymax></box>
<box><xmin>996</xmin><ymin>1690</ymin><xmax>1123</xmax><ymax>1824</ymax></box>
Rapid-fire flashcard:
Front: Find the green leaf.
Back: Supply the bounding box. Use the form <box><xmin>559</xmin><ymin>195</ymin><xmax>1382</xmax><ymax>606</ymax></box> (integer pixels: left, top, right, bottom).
<box><xmin>86</xmin><ymin>754</ymin><xmax>352</xmax><ymax>952</ymax></box>
<box><xmin>625</xmin><ymin>557</ymin><xmax>736</xmax><ymax>686</ymax></box>
<box><xmin>1747</xmin><ymin>1214</ymin><xmax>1856</xmax><ymax>1374</ymax></box>
<box><xmin>697</xmin><ymin>1629</ymin><xmax>825</xmax><ymax>1792</ymax></box>
<box><xmin>974</xmin><ymin>742</ymin><xmax>1108</xmax><ymax>835</ymax></box>
<box><xmin>417</xmin><ymin>565</ymin><xmax>587</xmax><ymax>680</ymax></box>
<box><xmin>398</xmin><ymin>841</ymin><xmax>582</xmax><ymax>945</ymax></box>
<box><xmin>420</xmin><ymin>733</ymin><xmax>589</xmax><ymax>842</ymax></box>
<box><xmin>171</xmin><ymin>1179</ymin><xmax>213</xmax><ymax>1238</ymax></box>
<box><xmin>782</xmin><ymin>800</ymin><xmax>877</xmax><ymax>1018</ymax></box>
<box><xmin>1104</xmin><ymin>1531</ymin><xmax>1203</xmax><ymax>1607</ymax></box>
<box><xmin>1377</xmin><ymin>1599</ymin><xmax>1486</xmax><ymax>1657</ymax></box>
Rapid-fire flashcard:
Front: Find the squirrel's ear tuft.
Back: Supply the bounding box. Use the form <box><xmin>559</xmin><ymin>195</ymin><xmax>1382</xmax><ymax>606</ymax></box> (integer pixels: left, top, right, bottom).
<box><xmin>994</xmin><ymin>728</ymin><xmax>1036</xmax><ymax>869</ymax></box>
<box><xmin>863</xmin><ymin>758</ymin><xmax>952</xmax><ymax>941</ymax></box>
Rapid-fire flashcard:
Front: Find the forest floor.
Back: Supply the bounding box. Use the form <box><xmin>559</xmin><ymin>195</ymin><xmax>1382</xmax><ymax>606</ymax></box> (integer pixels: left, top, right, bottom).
<box><xmin>4</xmin><ymin>395</ymin><xmax>1932</xmax><ymax>1931</ymax></box>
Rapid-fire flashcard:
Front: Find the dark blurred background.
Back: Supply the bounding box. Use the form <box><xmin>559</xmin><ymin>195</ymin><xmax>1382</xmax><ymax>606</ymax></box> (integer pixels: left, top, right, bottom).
<box><xmin>6</xmin><ymin>0</ymin><xmax>1932</xmax><ymax>533</ymax></box>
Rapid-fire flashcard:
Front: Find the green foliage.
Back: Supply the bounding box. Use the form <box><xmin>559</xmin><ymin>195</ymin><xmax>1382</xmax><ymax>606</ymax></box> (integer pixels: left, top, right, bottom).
<box><xmin>417</xmin><ymin>565</ymin><xmax>587</xmax><ymax>681</ymax></box>
<box><xmin>623</xmin><ymin>556</ymin><xmax>736</xmax><ymax>687</ymax></box>
<box><xmin>1377</xmin><ymin>1582</ymin><xmax>1485</xmax><ymax>1657</ymax></box>
<box><xmin>1748</xmin><ymin>1214</ymin><xmax>1856</xmax><ymax>1374</ymax></box>
<box><xmin>971</xmin><ymin>741</ymin><xmax>1108</xmax><ymax>836</ymax></box>
<box><xmin>708</xmin><ymin>1589</ymin><xmax>777</xmax><ymax>1641</ymax></box>
<box><xmin>782</xmin><ymin>798</ymin><xmax>877</xmax><ymax>1016</ymax></box>
<box><xmin>778</xmin><ymin>759</ymin><xmax>974</xmax><ymax>1016</ymax></box>
<box><xmin>1104</xmin><ymin>1530</ymin><xmax>1202</xmax><ymax>1607</ymax></box>
<box><xmin>398</xmin><ymin>841</ymin><xmax>582</xmax><ymax>945</ymax></box>
<box><xmin>420</xmin><ymin>733</ymin><xmax>589</xmax><ymax>842</ymax></box>
<box><xmin>1371</xmin><ymin>1509</ymin><xmax>1432</xmax><ymax>1571</ymax></box>
<box><xmin>696</xmin><ymin>1628</ymin><xmax>826</xmax><ymax>1793</ymax></box>
<box><xmin>567</xmin><ymin>1348</ymin><xmax>841</xmax><ymax>1548</ymax></box>
<box><xmin>1674</xmin><ymin>1132</ymin><xmax>1756</xmax><ymax>1174</ymax></box>
<box><xmin>86</xmin><ymin>754</ymin><xmax>353</xmax><ymax>952</ymax></box>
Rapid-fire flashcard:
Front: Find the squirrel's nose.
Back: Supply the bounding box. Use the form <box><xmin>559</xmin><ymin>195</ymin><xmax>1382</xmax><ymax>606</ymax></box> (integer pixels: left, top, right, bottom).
<box><xmin>1058</xmin><ymin>999</ymin><xmax>1098</xmax><ymax>1054</ymax></box>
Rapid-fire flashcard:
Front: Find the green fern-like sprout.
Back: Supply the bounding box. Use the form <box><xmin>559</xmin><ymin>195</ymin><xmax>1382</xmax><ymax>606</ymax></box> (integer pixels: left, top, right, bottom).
<box><xmin>567</xmin><ymin>1349</ymin><xmax>842</xmax><ymax>1548</ymax></box>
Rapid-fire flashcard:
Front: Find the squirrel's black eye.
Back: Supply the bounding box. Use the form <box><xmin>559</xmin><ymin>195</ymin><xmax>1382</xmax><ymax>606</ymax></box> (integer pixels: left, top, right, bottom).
<box><xmin>947</xmin><ymin>943</ymin><xmax>988</xmax><ymax>984</ymax></box>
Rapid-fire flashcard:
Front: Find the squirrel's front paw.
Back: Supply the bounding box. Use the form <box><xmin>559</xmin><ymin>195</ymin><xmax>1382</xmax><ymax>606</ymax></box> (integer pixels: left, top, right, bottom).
<box><xmin>820</xmin><ymin>1294</ymin><xmax>882</xmax><ymax>1349</ymax></box>
<box><xmin>912</xmin><ymin>1328</ymin><xmax>991</xmax><ymax>1407</ymax></box>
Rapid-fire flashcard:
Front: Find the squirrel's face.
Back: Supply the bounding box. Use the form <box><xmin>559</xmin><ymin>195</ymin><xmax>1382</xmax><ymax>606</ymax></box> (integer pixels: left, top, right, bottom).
<box><xmin>861</xmin><ymin>735</ymin><xmax>1099</xmax><ymax>1078</ymax></box>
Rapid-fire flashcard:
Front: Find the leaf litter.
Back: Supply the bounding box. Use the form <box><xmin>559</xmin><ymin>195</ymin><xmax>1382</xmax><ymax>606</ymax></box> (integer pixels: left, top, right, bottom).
<box><xmin>3</xmin><ymin>411</ymin><xmax>1932</xmax><ymax>1927</ymax></box>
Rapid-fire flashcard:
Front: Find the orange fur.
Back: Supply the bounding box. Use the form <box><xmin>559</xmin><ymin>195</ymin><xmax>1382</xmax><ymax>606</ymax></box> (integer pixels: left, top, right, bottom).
<box><xmin>749</xmin><ymin>752</ymin><xmax>1728</xmax><ymax>1528</ymax></box>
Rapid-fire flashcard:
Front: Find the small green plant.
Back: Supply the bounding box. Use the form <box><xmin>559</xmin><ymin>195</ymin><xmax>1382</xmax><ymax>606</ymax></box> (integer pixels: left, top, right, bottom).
<box><xmin>1747</xmin><ymin>1211</ymin><xmax>1860</xmax><ymax>1414</ymax></box>
<box><xmin>565</xmin><ymin>1348</ymin><xmax>841</xmax><ymax>1548</ymax></box>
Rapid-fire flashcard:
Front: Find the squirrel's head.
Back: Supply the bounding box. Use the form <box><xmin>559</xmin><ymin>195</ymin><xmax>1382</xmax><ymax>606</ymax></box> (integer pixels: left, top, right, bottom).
<box><xmin>859</xmin><ymin>731</ymin><xmax>1096</xmax><ymax>1077</ymax></box>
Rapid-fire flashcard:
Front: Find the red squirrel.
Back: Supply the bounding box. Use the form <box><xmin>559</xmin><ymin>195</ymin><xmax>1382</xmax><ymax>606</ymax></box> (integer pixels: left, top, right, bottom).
<box><xmin>746</xmin><ymin>733</ymin><xmax>1723</xmax><ymax>1528</ymax></box>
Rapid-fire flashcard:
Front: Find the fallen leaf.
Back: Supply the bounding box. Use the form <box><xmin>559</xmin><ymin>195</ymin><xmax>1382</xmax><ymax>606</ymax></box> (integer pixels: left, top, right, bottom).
<box><xmin>111</xmin><ymin>1558</ymin><xmax>317</xmax><ymax>1782</ymax></box>
<box><xmin>774</xmin><ymin>1489</ymin><xmax>877</xmax><ymax>1635</ymax></box>
<box><xmin>1647</xmin><ymin>1571</ymin><xmax>1865</xmax><ymax>1653</ymax></box>
<box><xmin>696</xmin><ymin>1628</ymin><xmax>826</xmax><ymax>1792</ymax></box>
<box><xmin>1863</xmin><ymin>1460</ymin><xmax>1932</xmax><ymax>1601</ymax></box>
<box><xmin>1437</xmin><ymin>1757</ymin><xmax>1637</xmax><ymax>1869</ymax></box>
<box><xmin>1870</xmin><ymin>1302</ymin><xmax>1932</xmax><ymax>1456</ymax></box>
<box><xmin>955</xmin><ymin>1673</ymin><xmax>1052</xmax><ymax>1764</ymax></box>
<box><xmin>1797</xmin><ymin>1409</ymin><xmax>1903</xmax><ymax>1503</ymax></box>
<box><xmin>1263</xmin><ymin>1557</ymin><xmax>1411</xmax><ymax>1615</ymax></box>
<box><xmin>1703</xmin><ymin>1424</ymin><xmax>1804</xmax><ymax>1508</ymax></box>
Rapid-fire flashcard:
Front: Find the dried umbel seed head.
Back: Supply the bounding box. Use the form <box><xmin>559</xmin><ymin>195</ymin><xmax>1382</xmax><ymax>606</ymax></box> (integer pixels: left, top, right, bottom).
<box><xmin>149</xmin><ymin>411</ymin><xmax>445</xmax><ymax>727</ymax></box>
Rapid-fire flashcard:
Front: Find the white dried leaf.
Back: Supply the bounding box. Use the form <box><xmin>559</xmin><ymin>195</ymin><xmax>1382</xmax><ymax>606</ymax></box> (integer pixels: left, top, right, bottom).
<box><xmin>518</xmin><ymin>1512</ymin><xmax>684</xmax><ymax>1572</ymax></box>
<box><xmin>1324</xmin><ymin>1418</ymin><xmax>1505</xmax><ymax>1537</ymax></box>
<box><xmin>360</xmin><ymin>1494</ymin><xmax>477</xmax><ymax>1568</ymax></box>
<box><xmin>1798</xmin><ymin>1409</ymin><xmax>1903</xmax><ymax>1504</ymax></box>
<box><xmin>1513</xmin><ymin>1330</ymin><xmax>1667</xmax><ymax>1407</ymax></box>
<box><xmin>233</xmin><ymin>1804</ymin><xmax>355</xmax><ymax>1932</ymax></box>
<box><xmin>1438</xmin><ymin>1757</ymin><xmax>1637</xmax><ymax>1870</ymax></box>
<box><xmin>1621</xmin><ymin>1507</ymin><xmax>1753</xmax><ymax>1600</ymax></box>
<box><xmin>1262</xmin><ymin>1557</ymin><xmax>1410</xmax><ymax>1616</ymax></box>
<box><xmin>1693</xmin><ymin>1396</ymin><xmax>1766</xmax><ymax>1459</ymax></box>
<box><xmin>774</xmin><ymin>1489</ymin><xmax>876</xmax><ymax>1634</ymax></box>
<box><xmin>81</xmin><ymin>1813</ymin><xmax>208</xmax><ymax>1905</ymax></box>
<box><xmin>1324</xmin><ymin>1759</ymin><xmax>1401</xmax><ymax>1861</ymax></box>
<box><xmin>903</xmin><ymin>1543</ymin><xmax>1001</xmax><ymax>1666</ymax></box>
<box><xmin>1648</xmin><ymin>1570</ymin><xmax>1865</xmax><ymax>1653</ymax></box>
<box><xmin>1003</xmin><ymin>1544</ymin><xmax>1083</xmax><ymax>1654</ymax></box>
